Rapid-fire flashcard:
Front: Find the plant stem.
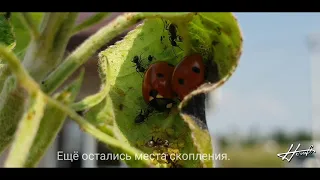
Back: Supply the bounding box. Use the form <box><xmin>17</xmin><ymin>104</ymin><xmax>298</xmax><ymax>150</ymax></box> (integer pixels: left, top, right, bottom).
<box><xmin>47</xmin><ymin>13</ymin><xmax>79</xmax><ymax>68</ymax></box>
<box><xmin>46</xmin><ymin>96</ymin><xmax>151</xmax><ymax>166</ymax></box>
<box><xmin>22</xmin><ymin>13</ymin><xmax>78</xmax><ymax>83</ymax></box>
<box><xmin>0</xmin><ymin>45</ymin><xmax>153</xmax><ymax>167</ymax></box>
<box><xmin>22</xmin><ymin>13</ymin><xmax>66</xmax><ymax>82</ymax></box>
<box><xmin>42</xmin><ymin>12</ymin><xmax>196</xmax><ymax>94</ymax></box>
<box><xmin>0</xmin><ymin>45</ymin><xmax>39</xmax><ymax>94</ymax></box>
<box><xmin>18</xmin><ymin>13</ymin><xmax>40</xmax><ymax>40</ymax></box>
<box><xmin>72</xmin><ymin>12</ymin><xmax>111</xmax><ymax>35</ymax></box>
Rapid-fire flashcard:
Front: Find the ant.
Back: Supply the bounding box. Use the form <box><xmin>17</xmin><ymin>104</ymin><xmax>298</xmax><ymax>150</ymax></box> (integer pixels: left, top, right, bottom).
<box><xmin>132</xmin><ymin>55</ymin><xmax>145</xmax><ymax>71</ymax></box>
<box><xmin>161</xmin><ymin>19</ymin><xmax>183</xmax><ymax>58</ymax></box>
<box><xmin>146</xmin><ymin>136</ymin><xmax>169</xmax><ymax>148</ymax></box>
<box><xmin>134</xmin><ymin>105</ymin><xmax>155</xmax><ymax>124</ymax></box>
<box><xmin>131</xmin><ymin>54</ymin><xmax>146</xmax><ymax>77</ymax></box>
<box><xmin>132</xmin><ymin>54</ymin><xmax>155</xmax><ymax>77</ymax></box>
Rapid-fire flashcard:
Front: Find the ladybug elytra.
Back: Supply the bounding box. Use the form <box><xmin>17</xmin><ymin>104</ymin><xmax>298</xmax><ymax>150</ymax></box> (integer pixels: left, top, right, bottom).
<box><xmin>171</xmin><ymin>54</ymin><xmax>205</xmax><ymax>100</ymax></box>
<box><xmin>142</xmin><ymin>61</ymin><xmax>176</xmax><ymax>112</ymax></box>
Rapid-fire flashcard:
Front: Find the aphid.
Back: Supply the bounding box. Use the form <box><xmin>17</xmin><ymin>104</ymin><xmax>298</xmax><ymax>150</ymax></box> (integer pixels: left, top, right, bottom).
<box><xmin>147</xmin><ymin>55</ymin><xmax>154</xmax><ymax>63</ymax></box>
<box><xmin>119</xmin><ymin>104</ymin><xmax>124</xmax><ymax>111</ymax></box>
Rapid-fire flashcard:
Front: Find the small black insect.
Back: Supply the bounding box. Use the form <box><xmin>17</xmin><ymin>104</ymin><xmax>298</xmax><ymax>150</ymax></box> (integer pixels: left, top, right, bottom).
<box><xmin>76</xmin><ymin>110</ymin><xmax>84</xmax><ymax>116</ymax></box>
<box><xmin>160</xmin><ymin>35</ymin><xmax>165</xmax><ymax>44</ymax></box>
<box><xmin>134</xmin><ymin>106</ymin><xmax>154</xmax><ymax>124</ymax></box>
<box><xmin>212</xmin><ymin>40</ymin><xmax>219</xmax><ymax>46</ymax></box>
<box><xmin>131</xmin><ymin>54</ymin><xmax>146</xmax><ymax>77</ymax></box>
<box><xmin>162</xmin><ymin>19</ymin><xmax>183</xmax><ymax>57</ymax></box>
<box><xmin>146</xmin><ymin>136</ymin><xmax>169</xmax><ymax>148</ymax></box>
<box><xmin>147</xmin><ymin>55</ymin><xmax>154</xmax><ymax>63</ymax></box>
<box><xmin>119</xmin><ymin>104</ymin><xmax>124</xmax><ymax>111</ymax></box>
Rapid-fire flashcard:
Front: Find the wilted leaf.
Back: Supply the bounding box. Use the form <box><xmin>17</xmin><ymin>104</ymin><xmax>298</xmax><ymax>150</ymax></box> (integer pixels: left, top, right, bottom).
<box><xmin>98</xmin><ymin>12</ymin><xmax>242</xmax><ymax>168</ymax></box>
<box><xmin>24</xmin><ymin>70</ymin><xmax>84</xmax><ymax>167</ymax></box>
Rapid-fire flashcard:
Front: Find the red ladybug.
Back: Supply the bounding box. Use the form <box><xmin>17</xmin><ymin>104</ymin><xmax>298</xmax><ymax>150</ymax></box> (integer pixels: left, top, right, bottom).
<box><xmin>171</xmin><ymin>54</ymin><xmax>205</xmax><ymax>100</ymax></box>
<box><xmin>142</xmin><ymin>61</ymin><xmax>176</xmax><ymax>112</ymax></box>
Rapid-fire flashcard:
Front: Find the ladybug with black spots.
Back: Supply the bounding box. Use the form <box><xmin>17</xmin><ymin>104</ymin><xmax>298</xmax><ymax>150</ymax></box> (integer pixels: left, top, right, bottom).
<box><xmin>171</xmin><ymin>54</ymin><xmax>205</xmax><ymax>100</ymax></box>
<box><xmin>142</xmin><ymin>61</ymin><xmax>176</xmax><ymax>112</ymax></box>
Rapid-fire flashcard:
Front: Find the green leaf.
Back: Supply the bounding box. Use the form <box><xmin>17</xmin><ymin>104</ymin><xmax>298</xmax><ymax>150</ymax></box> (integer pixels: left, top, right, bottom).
<box><xmin>98</xmin><ymin>12</ymin><xmax>242</xmax><ymax>168</ymax></box>
<box><xmin>4</xmin><ymin>89</ymin><xmax>46</xmax><ymax>167</ymax></box>
<box><xmin>0</xmin><ymin>14</ymin><xmax>15</xmax><ymax>51</ymax></box>
<box><xmin>24</xmin><ymin>70</ymin><xmax>84</xmax><ymax>167</ymax></box>
<box><xmin>9</xmin><ymin>13</ymin><xmax>43</xmax><ymax>57</ymax></box>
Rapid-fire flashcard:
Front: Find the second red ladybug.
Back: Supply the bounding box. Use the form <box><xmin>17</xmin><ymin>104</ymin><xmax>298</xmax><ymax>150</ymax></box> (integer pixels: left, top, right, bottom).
<box><xmin>171</xmin><ymin>54</ymin><xmax>205</xmax><ymax>100</ymax></box>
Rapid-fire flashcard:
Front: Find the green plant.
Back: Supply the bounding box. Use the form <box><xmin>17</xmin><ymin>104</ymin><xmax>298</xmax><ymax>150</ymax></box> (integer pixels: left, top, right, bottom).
<box><xmin>0</xmin><ymin>12</ymin><xmax>243</xmax><ymax>168</ymax></box>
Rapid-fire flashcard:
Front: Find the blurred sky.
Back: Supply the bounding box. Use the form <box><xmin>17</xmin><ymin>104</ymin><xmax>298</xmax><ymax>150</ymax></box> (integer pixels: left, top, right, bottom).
<box><xmin>206</xmin><ymin>13</ymin><xmax>320</xmax><ymax>137</ymax></box>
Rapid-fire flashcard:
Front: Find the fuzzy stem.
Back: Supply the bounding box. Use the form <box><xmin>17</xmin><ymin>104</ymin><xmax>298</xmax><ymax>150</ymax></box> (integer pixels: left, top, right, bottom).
<box><xmin>0</xmin><ymin>45</ymin><xmax>153</xmax><ymax>167</ymax></box>
<box><xmin>4</xmin><ymin>91</ymin><xmax>46</xmax><ymax>167</ymax></box>
<box><xmin>72</xmin><ymin>12</ymin><xmax>111</xmax><ymax>35</ymax></box>
<box><xmin>46</xmin><ymin>96</ymin><xmax>150</xmax><ymax>166</ymax></box>
<box><xmin>0</xmin><ymin>45</ymin><xmax>39</xmax><ymax>94</ymax></box>
<box><xmin>42</xmin><ymin>12</ymin><xmax>196</xmax><ymax>94</ymax></box>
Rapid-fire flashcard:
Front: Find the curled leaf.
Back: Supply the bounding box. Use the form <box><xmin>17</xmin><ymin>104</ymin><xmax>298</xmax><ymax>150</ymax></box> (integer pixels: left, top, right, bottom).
<box><xmin>98</xmin><ymin>12</ymin><xmax>242</xmax><ymax>168</ymax></box>
<box><xmin>98</xmin><ymin>17</ymin><xmax>198</xmax><ymax>168</ymax></box>
<box><xmin>176</xmin><ymin>13</ymin><xmax>243</xmax><ymax>167</ymax></box>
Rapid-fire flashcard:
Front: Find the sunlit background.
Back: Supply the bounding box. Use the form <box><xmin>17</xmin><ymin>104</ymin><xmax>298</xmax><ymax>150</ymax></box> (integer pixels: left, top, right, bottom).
<box><xmin>0</xmin><ymin>12</ymin><xmax>319</xmax><ymax>167</ymax></box>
